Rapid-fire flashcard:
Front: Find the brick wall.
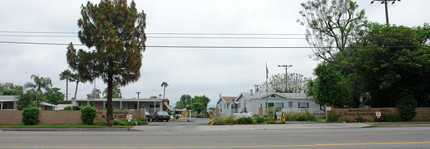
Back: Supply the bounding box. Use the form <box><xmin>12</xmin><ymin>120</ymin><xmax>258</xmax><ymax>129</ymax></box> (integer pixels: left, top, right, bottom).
<box><xmin>327</xmin><ymin>107</ymin><xmax>430</xmax><ymax>122</ymax></box>
<box><xmin>0</xmin><ymin>109</ymin><xmax>146</xmax><ymax>125</ymax></box>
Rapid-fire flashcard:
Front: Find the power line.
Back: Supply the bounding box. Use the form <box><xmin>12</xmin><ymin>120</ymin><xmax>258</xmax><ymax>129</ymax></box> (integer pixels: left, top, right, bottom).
<box><xmin>0</xmin><ymin>30</ymin><xmax>305</xmax><ymax>36</ymax></box>
<box><xmin>0</xmin><ymin>34</ymin><xmax>307</xmax><ymax>39</ymax></box>
<box><xmin>0</xmin><ymin>40</ymin><xmax>422</xmax><ymax>49</ymax></box>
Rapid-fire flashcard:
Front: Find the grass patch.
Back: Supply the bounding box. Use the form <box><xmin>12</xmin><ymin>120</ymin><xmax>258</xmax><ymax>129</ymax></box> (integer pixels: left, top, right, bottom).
<box><xmin>370</xmin><ymin>122</ymin><xmax>430</xmax><ymax>126</ymax></box>
<box><xmin>0</xmin><ymin>125</ymin><xmax>129</xmax><ymax>128</ymax></box>
<box><xmin>316</xmin><ymin>118</ymin><xmax>326</xmax><ymax>122</ymax></box>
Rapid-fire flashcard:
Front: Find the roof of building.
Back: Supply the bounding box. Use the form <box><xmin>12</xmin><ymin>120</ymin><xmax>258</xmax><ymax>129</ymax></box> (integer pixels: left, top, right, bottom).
<box><xmin>0</xmin><ymin>95</ymin><xmax>18</xmax><ymax>102</ymax></box>
<box><xmin>217</xmin><ymin>96</ymin><xmax>238</xmax><ymax>104</ymax></box>
<box><xmin>74</xmin><ymin>98</ymin><xmax>165</xmax><ymax>102</ymax></box>
<box><xmin>239</xmin><ymin>92</ymin><xmax>309</xmax><ymax>100</ymax></box>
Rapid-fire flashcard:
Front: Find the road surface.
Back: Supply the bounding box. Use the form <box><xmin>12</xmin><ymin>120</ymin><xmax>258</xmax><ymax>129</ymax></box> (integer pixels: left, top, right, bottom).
<box><xmin>1</xmin><ymin>125</ymin><xmax>430</xmax><ymax>149</ymax></box>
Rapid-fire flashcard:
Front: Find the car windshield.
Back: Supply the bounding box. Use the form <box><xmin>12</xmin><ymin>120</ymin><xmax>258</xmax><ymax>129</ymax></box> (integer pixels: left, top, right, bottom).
<box><xmin>157</xmin><ymin>111</ymin><xmax>169</xmax><ymax>115</ymax></box>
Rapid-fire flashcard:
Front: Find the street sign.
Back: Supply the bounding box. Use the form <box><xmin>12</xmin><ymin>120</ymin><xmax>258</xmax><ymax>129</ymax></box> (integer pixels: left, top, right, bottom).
<box><xmin>375</xmin><ymin>111</ymin><xmax>381</xmax><ymax>118</ymax></box>
<box><xmin>127</xmin><ymin>114</ymin><xmax>133</xmax><ymax>122</ymax></box>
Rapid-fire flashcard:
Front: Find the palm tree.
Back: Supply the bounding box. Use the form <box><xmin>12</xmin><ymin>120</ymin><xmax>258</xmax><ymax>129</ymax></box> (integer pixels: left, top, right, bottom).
<box><xmin>59</xmin><ymin>69</ymin><xmax>74</xmax><ymax>101</ymax></box>
<box><xmin>24</xmin><ymin>74</ymin><xmax>52</xmax><ymax>94</ymax></box>
<box><xmin>161</xmin><ymin>82</ymin><xmax>168</xmax><ymax>99</ymax></box>
<box><xmin>72</xmin><ymin>73</ymin><xmax>87</xmax><ymax>99</ymax></box>
<box><xmin>103</xmin><ymin>82</ymin><xmax>121</xmax><ymax>98</ymax></box>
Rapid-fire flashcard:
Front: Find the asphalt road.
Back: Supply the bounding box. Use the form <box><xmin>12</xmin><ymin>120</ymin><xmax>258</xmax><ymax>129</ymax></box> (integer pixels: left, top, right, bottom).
<box><xmin>1</xmin><ymin>126</ymin><xmax>430</xmax><ymax>149</ymax></box>
<box><xmin>148</xmin><ymin>117</ymin><xmax>210</xmax><ymax>126</ymax></box>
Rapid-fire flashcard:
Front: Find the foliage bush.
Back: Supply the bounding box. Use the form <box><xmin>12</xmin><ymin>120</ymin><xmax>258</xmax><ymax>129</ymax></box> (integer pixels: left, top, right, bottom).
<box><xmin>236</xmin><ymin>117</ymin><xmax>253</xmax><ymax>124</ymax></box>
<box><xmin>254</xmin><ymin>117</ymin><xmax>266</xmax><ymax>124</ymax></box>
<box><xmin>225</xmin><ymin>116</ymin><xmax>236</xmax><ymax>125</ymax></box>
<box><xmin>374</xmin><ymin>113</ymin><xmax>401</xmax><ymax>122</ymax></box>
<box><xmin>63</xmin><ymin>106</ymin><xmax>81</xmax><ymax>110</ymax></box>
<box><xmin>113</xmin><ymin>119</ymin><xmax>126</xmax><ymax>125</ymax></box>
<box><xmin>327</xmin><ymin>113</ymin><xmax>341</xmax><ymax>122</ymax></box>
<box><xmin>398</xmin><ymin>95</ymin><xmax>417</xmax><ymax>121</ymax></box>
<box><xmin>354</xmin><ymin>116</ymin><xmax>367</xmax><ymax>122</ymax></box>
<box><xmin>80</xmin><ymin>106</ymin><xmax>97</xmax><ymax>125</ymax></box>
<box><xmin>212</xmin><ymin>117</ymin><xmax>226</xmax><ymax>125</ymax></box>
<box><xmin>285</xmin><ymin>112</ymin><xmax>316</xmax><ymax>121</ymax></box>
<box><xmin>22</xmin><ymin>107</ymin><xmax>39</xmax><ymax>125</ymax></box>
<box><xmin>398</xmin><ymin>104</ymin><xmax>417</xmax><ymax>121</ymax></box>
<box><xmin>137</xmin><ymin>118</ymin><xmax>148</xmax><ymax>125</ymax></box>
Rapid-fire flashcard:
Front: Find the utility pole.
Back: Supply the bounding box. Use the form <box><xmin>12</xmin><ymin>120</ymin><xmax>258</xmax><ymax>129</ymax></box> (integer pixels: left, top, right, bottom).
<box><xmin>136</xmin><ymin>92</ymin><xmax>141</xmax><ymax>99</ymax></box>
<box><xmin>254</xmin><ymin>85</ymin><xmax>260</xmax><ymax>93</ymax></box>
<box><xmin>371</xmin><ymin>0</ymin><xmax>400</xmax><ymax>26</ymax></box>
<box><xmin>278</xmin><ymin>64</ymin><xmax>292</xmax><ymax>93</ymax></box>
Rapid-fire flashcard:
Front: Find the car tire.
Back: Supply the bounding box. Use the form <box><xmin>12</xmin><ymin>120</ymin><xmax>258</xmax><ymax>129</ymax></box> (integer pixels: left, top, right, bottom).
<box><xmin>166</xmin><ymin>119</ymin><xmax>169</xmax><ymax>122</ymax></box>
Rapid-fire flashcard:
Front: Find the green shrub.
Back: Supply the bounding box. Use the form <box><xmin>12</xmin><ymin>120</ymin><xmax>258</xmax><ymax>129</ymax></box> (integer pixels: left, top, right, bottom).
<box><xmin>22</xmin><ymin>107</ymin><xmax>39</xmax><ymax>125</ymax></box>
<box><xmin>63</xmin><ymin>106</ymin><xmax>71</xmax><ymax>110</ymax></box>
<box><xmin>213</xmin><ymin>117</ymin><xmax>226</xmax><ymax>125</ymax></box>
<box><xmin>397</xmin><ymin>92</ymin><xmax>417</xmax><ymax>121</ymax></box>
<box><xmin>236</xmin><ymin>117</ymin><xmax>253</xmax><ymax>124</ymax></box>
<box><xmin>125</xmin><ymin>119</ymin><xmax>137</xmax><ymax>126</ymax></box>
<box><xmin>254</xmin><ymin>117</ymin><xmax>266</xmax><ymax>124</ymax></box>
<box><xmin>72</xmin><ymin>106</ymin><xmax>81</xmax><ymax>110</ymax></box>
<box><xmin>327</xmin><ymin>113</ymin><xmax>341</xmax><ymax>122</ymax></box>
<box><xmin>374</xmin><ymin>113</ymin><xmax>401</xmax><ymax>122</ymax></box>
<box><xmin>137</xmin><ymin>118</ymin><xmax>148</xmax><ymax>125</ymax></box>
<box><xmin>354</xmin><ymin>116</ymin><xmax>367</xmax><ymax>122</ymax></box>
<box><xmin>113</xmin><ymin>119</ymin><xmax>126</xmax><ymax>125</ymax></box>
<box><xmin>398</xmin><ymin>104</ymin><xmax>417</xmax><ymax>121</ymax></box>
<box><xmin>264</xmin><ymin>117</ymin><xmax>275</xmax><ymax>124</ymax></box>
<box><xmin>285</xmin><ymin>112</ymin><xmax>316</xmax><ymax>121</ymax></box>
<box><xmin>94</xmin><ymin>121</ymin><xmax>107</xmax><ymax>126</ymax></box>
<box><xmin>63</xmin><ymin>106</ymin><xmax>81</xmax><ymax>110</ymax></box>
<box><xmin>225</xmin><ymin>116</ymin><xmax>236</xmax><ymax>125</ymax></box>
<box><xmin>80</xmin><ymin>106</ymin><xmax>97</xmax><ymax>125</ymax></box>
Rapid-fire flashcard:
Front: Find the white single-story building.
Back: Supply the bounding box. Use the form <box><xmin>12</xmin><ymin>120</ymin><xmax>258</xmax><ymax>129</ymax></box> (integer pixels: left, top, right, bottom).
<box><xmin>0</xmin><ymin>95</ymin><xmax>57</xmax><ymax>110</ymax></box>
<box><xmin>72</xmin><ymin>98</ymin><xmax>173</xmax><ymax>114</ymax></box>
<box><xmin>216</xmin><ymin>96</ymin><xmax>238</xmax><ymax>117</ymax></box>
<box><xmin>216</xmin><ymin>92</ymin><xmax>323</xmax><ymax>117</ymax></box>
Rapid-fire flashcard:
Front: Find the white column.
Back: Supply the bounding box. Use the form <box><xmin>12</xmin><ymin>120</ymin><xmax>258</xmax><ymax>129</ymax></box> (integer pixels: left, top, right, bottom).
<box><xmin>120</xmin><ymin>101</ymin><xmax>123</xmax><ymax>110</ymax></box>
<box><xmin>103</xmin><ymin>101</ymin><xmax>106</xmax><ymax>110</ymax></box>
<box><xmin>87</xmin><ymin>100</ymin><xmax>89</xmax><ymax>106</ymax></box>
<box><xmin>1</xmin><ymin>102</ymin><xmax>3</xmax><ymax>110</ymax></box>
<box><xmin>154</xmin><ymin>101</ymin><xmax>157</xmax><ymax>112</ymax></box>
<box><xmin>137</xmin><ymin>101</ymin><xmax>139</xmax><ymax>110</ymax></box>
<box><xmin>161</xmin><ymin>100</ymin><xmax>163</xmax><ymax>111</ymax></box>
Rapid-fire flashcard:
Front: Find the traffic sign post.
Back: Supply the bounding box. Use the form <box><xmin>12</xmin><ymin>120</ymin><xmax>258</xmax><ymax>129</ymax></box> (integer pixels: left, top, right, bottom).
<box><xmin>375</xmin><ymin>111</ymin><xmax>382</xmax><ymax>124</ymax></box>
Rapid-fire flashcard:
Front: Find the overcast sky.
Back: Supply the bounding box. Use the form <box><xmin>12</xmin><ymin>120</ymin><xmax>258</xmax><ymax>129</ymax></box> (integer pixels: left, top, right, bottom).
<box><xmin>1</xmin><ymin>0</ymin><xmax>429</xmax><ymax>107</ymax></box>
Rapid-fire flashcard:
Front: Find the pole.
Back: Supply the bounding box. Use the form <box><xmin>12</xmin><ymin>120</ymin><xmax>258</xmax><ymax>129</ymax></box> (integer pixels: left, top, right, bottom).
<box><xmin>384</xmin><ymin>0</ymin><xmax>389</xmax><ymax>25</ymax></box>
<box><xmin>278</xmin><ymin>64</ymin><xmax>292</xmax><ymax>93</ymax></box>
<box><xmin>371</xmin><ymin>0</ymin><xmax>400</xmax><ymax>26</ymax></box>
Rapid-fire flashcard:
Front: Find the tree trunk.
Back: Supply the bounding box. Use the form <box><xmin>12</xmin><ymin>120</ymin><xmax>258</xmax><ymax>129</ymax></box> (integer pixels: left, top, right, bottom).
<box><xmin>163</xmin><ymin>87</ymin><xmax>166</xmax><ymax>98</ymax></box>
<box><xmin>74</xmin><ymin>81</ymin><xmax>79</xmax><ymax>99</ymax></box>
<box><xmin>66</xmin><ymin>79</ymin><xmax>69</xmax><ymax>101</ymax></box>
<box><xmin>106</xmin><ymin>72</ymin><xmax>113</xmax><ymax>127</ymax></box>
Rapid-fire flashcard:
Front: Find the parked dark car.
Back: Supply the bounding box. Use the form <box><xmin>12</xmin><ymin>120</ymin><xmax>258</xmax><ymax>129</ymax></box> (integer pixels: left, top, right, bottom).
<box><xmin>145</xmin><ymin>112</ymin><xmax>152</xmax><ymax>121</ymax></box>
<box><xmin>152</xmin><ymin>111</ymin><xmax>170</xmax><ymax>122</ymax></box>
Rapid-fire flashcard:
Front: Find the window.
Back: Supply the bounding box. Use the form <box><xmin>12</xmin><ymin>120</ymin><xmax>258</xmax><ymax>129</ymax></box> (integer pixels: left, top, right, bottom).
<box><xmin>275</xmin><ymin>102</ymin><xmax>282</xmax><ymax>109</ymax></box>
<box><xmin>267</xmin><ymin>102</ymin><xmax>283</xmax><ymax>109</ymax></box>
<box><xmin>268</xmin><ymin>102</ymin><xmax>275</xmax><ymax>108</ymax></box>
<box><xmin>288</xmin><ymin>101</ymin><xmax>293</xmax><ymax>108</ymax></box>
<box><xmin>298</xmin><ymin>102</ymin><xmax>309</xmax><ymax>109</ymax></box>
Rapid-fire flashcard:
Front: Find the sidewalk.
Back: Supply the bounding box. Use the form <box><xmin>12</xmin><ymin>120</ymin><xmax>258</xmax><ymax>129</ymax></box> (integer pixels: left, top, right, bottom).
<box><xmin>131</xmin><ymin>123</ymin><xmax>372</xmax><ymax>132</ymax></box>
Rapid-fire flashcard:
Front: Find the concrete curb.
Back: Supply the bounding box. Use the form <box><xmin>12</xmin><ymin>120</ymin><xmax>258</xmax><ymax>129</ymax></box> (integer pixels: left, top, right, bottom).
<box><xmin>0</xmin><ymin>127</ymin><xmax>133</xmax><ymax>131</ymax></box>
<box><xmin>369</xmin><ymin>124</ymin><xmax>430</xmax><ymax>127</ymax></box>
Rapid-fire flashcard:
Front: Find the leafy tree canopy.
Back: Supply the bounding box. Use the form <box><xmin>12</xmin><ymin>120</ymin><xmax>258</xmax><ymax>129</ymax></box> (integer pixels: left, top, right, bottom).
<box><xmin>67</xmin><ymin>0</ymin><xmax>146</xmax><ymax>126</ymax></box>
